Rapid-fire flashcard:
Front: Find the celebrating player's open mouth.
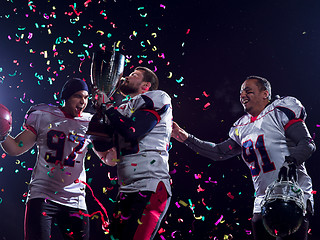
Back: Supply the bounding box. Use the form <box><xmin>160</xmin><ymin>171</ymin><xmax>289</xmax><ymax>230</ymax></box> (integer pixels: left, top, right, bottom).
<box><xmin>241</xmin><ymin>98</ymin><xmax>249</xmax><ymax>105</ymax></box>
<box><xmin>76</xmin><ymin>106</ymin><xmax>84</xmax><ymax>115</ymax></box>
<box><xmin>240</xmin><ymin>97</ymin><xmax>250</xmax><ymax>112</ymax></box>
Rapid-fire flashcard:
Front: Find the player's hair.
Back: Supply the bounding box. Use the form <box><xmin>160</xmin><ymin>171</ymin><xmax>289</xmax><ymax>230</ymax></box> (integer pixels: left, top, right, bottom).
<box><xmin>246</xmin><ymin>75</ymin><xmax>272</xmax><ymax>100</ymax></box>
<box><xmin>135</xmin><ymin>66</ymin><xmax>159</xmax><ymax>91</ymax></box>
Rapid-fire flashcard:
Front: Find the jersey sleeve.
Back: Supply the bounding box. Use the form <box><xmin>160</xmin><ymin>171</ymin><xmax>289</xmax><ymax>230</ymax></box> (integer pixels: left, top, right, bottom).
<box><xmin>184</xmin><ymin>135</ymin><xmax>241</xmax><ymax>161</ymax></box>
<box><xmin>228</xmin><ymin>115</ymin><xmax>246</xmax><ymax>145</ymax></box>
<box><xmin>24</xmin><ymin>104</ymin><xmax>48</xmax><ymax>135</ymax></box>
<box><xmin>275</xmin><ymin>96</ymin><xmax>306</xmax><ymax>130</ymax></box>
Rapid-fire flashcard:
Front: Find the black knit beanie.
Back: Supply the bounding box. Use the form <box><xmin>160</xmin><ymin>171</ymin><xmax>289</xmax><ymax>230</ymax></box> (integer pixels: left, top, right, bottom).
<box><xmin>60</xmin><ymin>78</ymin><xmax>89</xmax><ymax>101</ymax></box>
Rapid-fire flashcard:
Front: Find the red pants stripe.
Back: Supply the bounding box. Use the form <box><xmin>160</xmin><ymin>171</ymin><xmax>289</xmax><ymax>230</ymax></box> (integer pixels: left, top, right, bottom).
<box><xmin>109</xmin><ymin>181</ymin><xmax>170</xmax><ymax>240</ymax></box>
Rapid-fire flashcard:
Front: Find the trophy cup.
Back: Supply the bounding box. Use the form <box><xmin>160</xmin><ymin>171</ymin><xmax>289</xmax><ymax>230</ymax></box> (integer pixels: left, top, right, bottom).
<box><xmin>86</xmin><ymin>48</ymin><xmax>125</xmax><ymax>140</ymax></box>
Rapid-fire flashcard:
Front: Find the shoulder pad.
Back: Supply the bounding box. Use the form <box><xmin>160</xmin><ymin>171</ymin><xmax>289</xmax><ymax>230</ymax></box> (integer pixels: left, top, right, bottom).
<box><xmin>274</xmin><ymin>96</ymin><xmax>306</xmax><ymax>121</ymax></box>
<box><xmin>138</xmin><ymin>90</ymin><xmax>171</xmax><ymax>111</ymax></box>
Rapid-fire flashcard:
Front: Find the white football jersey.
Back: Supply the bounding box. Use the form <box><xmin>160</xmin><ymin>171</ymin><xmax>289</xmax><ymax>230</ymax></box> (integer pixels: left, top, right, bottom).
<box><xmin>25</xmin><ymin>104</ymin><xmax>92</xmax><ymax>210</ymax></box>
<box><xmin>114</xmin><ymin>90</ymin><xmax>172</xmax><ymax>195</ymax></box>
<box><xmin>229</xmin><ymin>96</ymin><xmax>313</xmax><ymax>213</ymax></box>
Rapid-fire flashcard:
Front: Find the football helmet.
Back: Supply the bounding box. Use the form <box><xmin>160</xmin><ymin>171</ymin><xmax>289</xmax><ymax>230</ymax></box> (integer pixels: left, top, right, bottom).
<box><xmin>261</xmin><ymin>164</ymin><xmax>305</xmax><ymax>237</ymax></box>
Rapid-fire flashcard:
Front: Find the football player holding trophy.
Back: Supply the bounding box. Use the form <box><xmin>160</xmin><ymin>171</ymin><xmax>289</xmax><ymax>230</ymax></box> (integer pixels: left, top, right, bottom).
<box><xmin>86</xmin><ymin>47</ymin><xmax>125</xmax><ymax>140</ymax></box>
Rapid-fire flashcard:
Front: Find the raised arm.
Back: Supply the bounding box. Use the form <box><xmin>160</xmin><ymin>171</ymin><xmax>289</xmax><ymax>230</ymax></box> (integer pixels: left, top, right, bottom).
<box><xmin>1</xmin><ymin>130</ymin><xmax>36</xmax><ymax>156</ymax></box>
<box><xmin>172</xmin><ymin>121</ymin><xmax>241</xmax><ymax>161</ymax></box>
<box><xmin>105</xmin><ymin>107</ymin><xmax>160</xmax><ymax>141</ymax></box>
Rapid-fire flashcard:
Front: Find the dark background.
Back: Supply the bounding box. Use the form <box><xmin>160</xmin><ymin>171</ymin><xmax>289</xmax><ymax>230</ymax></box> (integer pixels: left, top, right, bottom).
<box><xmin>0</xmin><ymin>0</ymin><xmax>320</xmax><ymax>239</ymax></box>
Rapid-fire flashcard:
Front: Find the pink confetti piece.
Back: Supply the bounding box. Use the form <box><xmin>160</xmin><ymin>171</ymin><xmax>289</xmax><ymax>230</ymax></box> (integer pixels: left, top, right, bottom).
<box><xmin>139</xmin><ymin>192</ymin><xmax>147</xmax><ymax>197</ymax></box>
<box><xmin>214</xmin><ymin>215</ymin><xmax>223</xmax><ymax>225</ymax></box>
<box><xmin>227</xmin><ymin>192</ymin><xmax>234</xmax><ymax>199</ymax></box>
<box><xmin>194</xmin><ymin>174</ymin><xmax>202</xmax><ymax>179</ymax></box>
<box><xmin>84</xmin><ymin>0</ymin><xmax>92</xmax><ymax>7</ymax></box>
<box><xmin>203</xmin><ymin>102</ymin><xmax>211</xmax><ymax>110</ymax></box>
<box><xmin>197</xmin><ymin>184</ymin><xmax>205</xmax><ymax>192</ymax></box>
<box><xmin>203</xmin><ymin>91</ymin><xmax>209</xmax><ymax>97</ymax></box>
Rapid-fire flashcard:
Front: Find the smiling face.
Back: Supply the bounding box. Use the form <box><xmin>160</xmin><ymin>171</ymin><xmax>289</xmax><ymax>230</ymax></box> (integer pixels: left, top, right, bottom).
<box><xmin>240</xmin><ymin>78</ymin><xmax>270</xmax><ymax>117</ymax></box>
<box><xmin>120</xmin><ymin>69</ymin><xmax>151</xmax><ymax>97</ymax></box>
<box><xmin>63</xmin><ymin>90</ymin><xmax>89</xmax><ymax>117</ymax></box>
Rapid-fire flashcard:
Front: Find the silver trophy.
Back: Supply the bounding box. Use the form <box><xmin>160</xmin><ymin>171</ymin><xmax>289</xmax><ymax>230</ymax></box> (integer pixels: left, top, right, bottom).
<box><xmin>90</xmin><ymin>48</ymin><xmax>125</xmax><ymax>98</ymax></box>
<box><xmin>86</xmin><ymin>48</ymin><xmax>125</xmax><ymax>139</ymax></box>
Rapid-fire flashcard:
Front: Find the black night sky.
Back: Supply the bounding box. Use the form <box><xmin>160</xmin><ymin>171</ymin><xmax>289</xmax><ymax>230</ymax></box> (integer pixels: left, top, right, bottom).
<box><xmin>1</xmin><ymin>0</ymin><xmax>320</xmax><ymax>239</ymax></box>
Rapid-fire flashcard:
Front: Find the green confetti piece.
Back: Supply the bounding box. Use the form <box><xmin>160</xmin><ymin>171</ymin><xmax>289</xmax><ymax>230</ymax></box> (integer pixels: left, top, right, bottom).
<box><xmin>87</xmin><ymin>178</ymin><xmax>92</xmax><ymax>185</ymax></box>
<box><xmin>87</xmin><ymin>142</ymin><xmax>93</xmax><ymax>149</ymax></box>
<box><xmin>176</xmin><ymin>77</ymin><xmax>184</xmax><ymax>83</ymax></box>
<box><xmin>8</xmin><ymin>70</ymin><xmax>17</xmax><ymax>76</ymax></box>
<box><xmin>110</xmin><ymin>235</ymin><xmax>119</xmax><ymax>240</ymax></box>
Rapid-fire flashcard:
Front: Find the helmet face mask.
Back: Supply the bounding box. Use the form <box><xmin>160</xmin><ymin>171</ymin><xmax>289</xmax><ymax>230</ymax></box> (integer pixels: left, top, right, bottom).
<box><xmin>261</xmin><ymin>180</ymin><xmax>306</xmax><ymax>237</ymax></box>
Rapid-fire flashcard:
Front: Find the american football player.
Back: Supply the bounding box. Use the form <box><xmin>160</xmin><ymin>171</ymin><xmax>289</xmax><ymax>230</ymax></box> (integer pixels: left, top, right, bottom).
<box><xmin>93</xmin><ymin>66</ymin><xmax>172</xmax><ymax>240</ymax></box>
<box><xmin>172</xmin><ymin>76</ymin><xmax>315</xmax><ymax>240</ymax></box>
<box><xmin>1</xmin><ymin>78</ymin><xmax>92</xmax><ymax>240</ymax></box>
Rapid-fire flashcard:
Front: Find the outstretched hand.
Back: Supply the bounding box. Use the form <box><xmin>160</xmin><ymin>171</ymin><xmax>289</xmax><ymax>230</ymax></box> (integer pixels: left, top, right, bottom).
<box><xmin>171</xmin><ymin>121</ymin><xmax>188</xmax><ymax>143</ymax></box>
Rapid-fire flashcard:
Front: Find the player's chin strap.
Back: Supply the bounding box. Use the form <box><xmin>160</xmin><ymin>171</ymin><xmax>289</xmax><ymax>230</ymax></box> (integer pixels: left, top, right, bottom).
<box><xmin>75</xmin><ymin>179</ymin><xmax>110</xmax><ymax>233</ymax></box>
